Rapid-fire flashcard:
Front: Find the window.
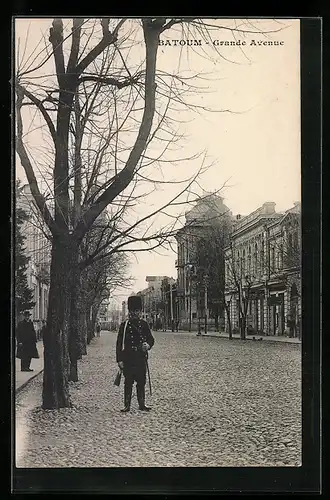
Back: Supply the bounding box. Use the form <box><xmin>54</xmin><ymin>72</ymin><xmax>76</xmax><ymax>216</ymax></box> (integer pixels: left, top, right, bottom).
<box><xmin>254</xmin><ymin>243</ymin><xmax>258</xmax><ymax>275</ymax></box>
<box><xmin>242</xmin><ymin>249</ymin><xmax>246</xmax><ymax>274</ymax></box>
<box><xmin>181</xmin><ymin>243</ymin><xmax>185</xmax><ymax>263</ymax></box>
<box><xmin>271</xmin><ymin>247</ymin><xmax>275</xmax><ymax>271</ymax></box>
<box><xmin>278</xmin><ymin>244</ymin><xmax>283</xmax><ymax>269</ymax></box>
<box><xmin>293</xmin><ymin>231</ymin><xmax>299</xmax><ymax>250</ymax></box>
<box><xmin>33</xmin><ymin>230</ymin><xmax>37</xmax><ymax>254</ymax></box>
<box><xmin>260</xmin><ymin>246</ymin><xmax>264</xmax><ymax>271</ymax></box>
<box><xmin>248</xmin><ymin>246</ymin><xmax>251</xmax><ymax>274</ymax></box>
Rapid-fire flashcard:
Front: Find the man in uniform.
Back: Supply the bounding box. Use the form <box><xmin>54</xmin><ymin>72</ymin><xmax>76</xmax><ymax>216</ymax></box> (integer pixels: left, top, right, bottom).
<box><xmin>116</xmin><ymin>295</ymin><xmax>155</xmax><ymax>413</ymax></box>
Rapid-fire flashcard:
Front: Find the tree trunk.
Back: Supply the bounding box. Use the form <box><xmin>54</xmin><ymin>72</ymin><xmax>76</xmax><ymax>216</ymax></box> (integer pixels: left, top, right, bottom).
<box><xmin>68</xmin><ymin>245</ymin><xmax>81</xmax><ymax>382</ymax></box>
<box><xmin>240</xmin><ymin>315</ymin><xmax>246</xmax><ymax>340</ymax></box>
<box><xmin>91</xmin><ymin>304</ymin><xmax>99</xmax><ymax>337</ymax></box>
<box><xmin>224</xmin><ymin>302</ymin><xmax>232</xmax><ymax>340</ymax></box>
<box><xmin>42</xmin><ymin>236</ymin><xmax>73</xmax><ymax>409</ymax></box>
<box><xmin>86</xmin><ymin>306</ymin><xmax>93</xmax><ymax>344</ymax></box>
<box><xmin>79</xmin><ymin>304</ymin><xmax>88</xmax><ymax>355</ymax></box>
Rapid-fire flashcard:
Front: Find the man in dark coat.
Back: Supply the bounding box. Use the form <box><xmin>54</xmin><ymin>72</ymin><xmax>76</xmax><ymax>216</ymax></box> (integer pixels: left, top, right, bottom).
<box><xmin>116</xmin><ymin>296</ymin><xmax>155</xmax><ymax>413</ymax></box>
<box><xmin>16</xmin><ymin>310</ymin><xmax>39</xmax><ymax>372</ymax></box>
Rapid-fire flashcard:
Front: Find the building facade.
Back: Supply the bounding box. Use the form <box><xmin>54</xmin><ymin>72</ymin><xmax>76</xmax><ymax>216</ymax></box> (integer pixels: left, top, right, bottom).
<box><xmin>136</xmin><ymin>276</ymin><xmax>172</xmax><ymax>324</ymax></box>
<box><xmin>175</xmin><ymin>193</ymin><xmax>232</xmax><ymax>330</ymax></box>
<box><xmin>17</xmin><ymin>184</ymin><xmax>51</xmax><ymax>333</ymax></box>
<box><xmin>224</xmin><ymin>202</ymin><xmax>301</xmax><ymax>337</ymax></box>
<box><xmin>160</xmin><ymin>277</ymin><xmax>178</xmax><ymax>327</ymax></box>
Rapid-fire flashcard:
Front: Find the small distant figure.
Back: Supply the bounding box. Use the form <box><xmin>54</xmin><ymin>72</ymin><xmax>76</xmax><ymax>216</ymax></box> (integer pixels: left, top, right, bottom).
<box><xmin>16</xmin><ymin>310</ymin><xmax>39</xmax><ymax>372</ymax></box>
<box><xmin>155</xmin><ymin>317</ymin><xmax>162</xmax><ymax>331</ymax></box>
<box><xmin>39</xmin><ymin>320</ymin><xmax>47</xmax><ymax>341</ymax></box>
<box><xmin>162</xmin><ymin>317</ymin><xmax>166</xmax><ymax>332</ymax></box>
<box><xmin>175</xmin><ymin>319</ymin><xmax>179</xmax><ymax>332</ymax></box>
<box><xmin>96</xmin><ymin>321</ymin><xmax>101</xmax><ymax>338</ymax></box>
<box><xmin>287</xmin><ymin>315</ymin><xmax>296</xmax><ymax>338</ymax></box>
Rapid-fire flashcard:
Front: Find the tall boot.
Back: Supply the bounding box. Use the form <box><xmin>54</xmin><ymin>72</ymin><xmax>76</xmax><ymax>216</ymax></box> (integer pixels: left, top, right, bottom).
<box><xmin>121</xmin><ymin>382</ymin><xmax>132</xmax><ymax>413</ymax></box>
<box><xmin>137</xmin><ymin>383</ymin><xmax>151</xmax><ymax>411</ymax></box>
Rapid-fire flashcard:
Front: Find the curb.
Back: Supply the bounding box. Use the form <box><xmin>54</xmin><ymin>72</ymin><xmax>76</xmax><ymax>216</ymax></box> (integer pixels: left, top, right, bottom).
<box><xmin>16</xmin><ymin>369</ymin><xmax>44</xmax><ymax>394</ymax></box>
<box><xmin>199</xmin><ymin>334</ymin><xmax>301</xmax><ymax>345</ymax></box>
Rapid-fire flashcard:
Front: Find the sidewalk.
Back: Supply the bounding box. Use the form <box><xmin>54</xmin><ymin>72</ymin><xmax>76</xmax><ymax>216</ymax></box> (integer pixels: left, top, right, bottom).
<box><xmin>15</xmin><ymin>341</ymin><xmax>44</xmax><ymax>392</ymax></box>
<box><xmin>203</xmin><ymin>331</ymin><xmax>301</xmax><ymax>344</ymax></box>
<box><xmin>170</xmin><ymin>330</ymin><xmax>301</xmax><ymax>344</ymax></box>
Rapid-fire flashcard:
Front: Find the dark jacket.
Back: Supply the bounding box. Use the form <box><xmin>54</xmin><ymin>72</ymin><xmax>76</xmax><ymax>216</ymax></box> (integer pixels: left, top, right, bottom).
<box><xmin>16</xmin><ymin>319</ymin><xmax>39</xmax><ymax>359</ymax></box>
<box><xmin>116</xmin><ymin>317</ymin><xmax>155</xmax><ymax>364</ymax></box>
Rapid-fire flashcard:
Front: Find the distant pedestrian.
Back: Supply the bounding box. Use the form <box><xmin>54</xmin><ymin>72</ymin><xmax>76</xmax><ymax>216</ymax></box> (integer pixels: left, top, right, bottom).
<box><xmin>39</xmin><ymin>320</ymin><xmax>47</xmax><ymax>341</ymax></box>
<box><xmin>96</xmin><ymin>321</ymin><xmax>101</xmax><ymax>338</ymax></box>
<box><xmin>156</xmin><ymin>317</ymin><xmax>161</xmax><ymax>331</ymax></box>
<box><xmin>287</xmin><ymin>315</ymin><xmax>295</xmax><ymax>338</ymax></box>
<box><xmin>116</xmin><ymin>295</ymin><xmax>155</xmax><ymax>412</ymax></box>
<box><xmin>16</xmin><ymin>310</ymin><xmax>39</xmax><ymax>372</ymax></box>
<box><xmin>175</xmin><ymin>319</ymin><xmax>179</xmax><ymax>332</ymax></box>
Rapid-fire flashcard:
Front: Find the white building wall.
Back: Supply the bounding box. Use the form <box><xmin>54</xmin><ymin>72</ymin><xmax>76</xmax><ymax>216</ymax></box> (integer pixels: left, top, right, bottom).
<box><xmin>224</xmin><ymin>203</ymin><xmax>301</xmax><ymax>337</ymax></box>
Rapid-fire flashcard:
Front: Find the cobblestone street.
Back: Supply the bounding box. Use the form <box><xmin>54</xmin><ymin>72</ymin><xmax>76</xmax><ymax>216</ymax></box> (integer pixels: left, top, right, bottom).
<box><xmin>16</xmin><ymin>331</ymin><xmax>301</xmax><ymax>468</ymax></box>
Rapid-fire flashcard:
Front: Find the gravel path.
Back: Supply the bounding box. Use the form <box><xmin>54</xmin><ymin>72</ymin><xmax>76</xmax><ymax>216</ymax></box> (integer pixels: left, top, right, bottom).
<box><xmin>16</xmin><ymin>331</ymin><xmax>301</xmax><ymax>467</ymax></box>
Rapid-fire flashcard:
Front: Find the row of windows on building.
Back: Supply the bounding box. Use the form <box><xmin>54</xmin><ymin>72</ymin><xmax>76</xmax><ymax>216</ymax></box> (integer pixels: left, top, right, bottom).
<box><xmin>227</xmin><ymin>231</ymin><xmax>300</xmax><ymax>280</ymax></box>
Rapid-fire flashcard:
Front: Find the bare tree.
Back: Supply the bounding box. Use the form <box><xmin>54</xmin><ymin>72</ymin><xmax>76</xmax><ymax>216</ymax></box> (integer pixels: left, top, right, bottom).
<box><xmin>15</xmin><ymin>18</ymin><xmax>285</xmax><ymax>408</ymax></box>
<box><xmin>192</xmin><ymin>218</ymin><xmax>232</xmax><ymax>332</ymax></box>
<box><xmin>225</xmin><ymin>241</ymin><xmax>261</xmax><ymax>340</ymax></box>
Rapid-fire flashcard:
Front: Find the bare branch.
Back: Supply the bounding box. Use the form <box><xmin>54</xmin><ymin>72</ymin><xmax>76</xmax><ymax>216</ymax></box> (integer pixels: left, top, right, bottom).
<box><xmin>67</xmin><ymin>18</ymin><xmax>84</xmax><ymax>72</ymax></box>
<box><xmin>78</xmin><ymin>73</ymin><xmax>141</xmax><ymax>89</ymax></box>
<box><xmin>15</xmin><ymin>86</ymin><xmax>57</xmax><ymax>236</ymax></box>
<box><xmin>74</xmin><ymin>20</ymin><xmax>162</xmax><ymax>241</ymax></box>
<box><xmin>75</xmin><ymin>19</ymin><xmax>125</xmax><ymax>75</ymax></box>
<box><xmin>16</xmin><ymin>83</ymin><xmax>56</xmax><ymax>143</ymax></box>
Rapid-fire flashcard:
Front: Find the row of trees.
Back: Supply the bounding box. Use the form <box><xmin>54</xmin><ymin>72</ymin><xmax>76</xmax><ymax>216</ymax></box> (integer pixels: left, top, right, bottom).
<box><xmin>15</xmin><ymin>18</ymin><xmax>286</xmax><ymax>408</ymax></box>
<box><xmin>15</xmin><ymin>18</ymin><xmax>219</xmax><ymax>409</ymax></box>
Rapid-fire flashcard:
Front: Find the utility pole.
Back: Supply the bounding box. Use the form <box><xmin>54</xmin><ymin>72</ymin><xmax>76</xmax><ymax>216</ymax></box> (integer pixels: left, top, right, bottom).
<box><xmin>189</xmin><ymin>274</ymin><xmax>192</xmax><ymax>332</ymax></box>
<box><xmin>204</xmin><ymin>274</ymin><xmax>208</xmax><ymax>335</ymax></box>
<box><xmin>170</xmin><ymin>283</ymin><xmax>174</xmax><ymax>331</ymax></box>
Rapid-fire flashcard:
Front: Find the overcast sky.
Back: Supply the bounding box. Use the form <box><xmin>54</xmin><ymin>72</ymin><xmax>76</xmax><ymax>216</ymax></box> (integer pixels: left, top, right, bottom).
<box><xmin>15</xmin><ymin>18</ymin><xmax>301</xmax><ymax>304</ymax></box>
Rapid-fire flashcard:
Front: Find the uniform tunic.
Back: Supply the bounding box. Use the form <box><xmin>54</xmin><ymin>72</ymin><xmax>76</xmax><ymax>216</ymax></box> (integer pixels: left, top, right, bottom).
<box><xmin>116</xmin><ymin>317</ymin><xmax>155</xmax><ymax>383</ymax></box>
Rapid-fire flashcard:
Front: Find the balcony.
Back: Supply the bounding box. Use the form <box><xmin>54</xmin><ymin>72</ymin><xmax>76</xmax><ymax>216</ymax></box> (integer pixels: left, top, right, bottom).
<box><xmin>175</xmin><ymin>259</ymin><xmax>184</xmax><ymax>268</ymax></box>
